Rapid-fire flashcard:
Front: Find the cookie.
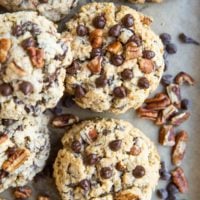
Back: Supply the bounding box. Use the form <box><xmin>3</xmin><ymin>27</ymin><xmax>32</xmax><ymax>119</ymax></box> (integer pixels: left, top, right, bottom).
<box><xmin>54</xmin><ymin>118</ymin><xmax>160</xmax><ymax>200</ymax></box>
<box><xmin>64</xmin><ymin>2</ymin><xmax>164</xmax><ymax>114</ymax></box>
<box><xmin>0</xmin><ymin>0</ymin><xmax>78</xmax><ymax>21</ymax></box>
<box><xmin>128</xmin><ymin>0</ymin><xmax>162</xmax><ymax>3</ymax></box>
<box><xmin>0</xmin><ymin>115</ymin><xmax>50</xmax><ymax>192</ymax></box>
<box><xmin>0</xmin><ymin>11</ymin><xmax>73</xmax><ymax>120</ymax></box>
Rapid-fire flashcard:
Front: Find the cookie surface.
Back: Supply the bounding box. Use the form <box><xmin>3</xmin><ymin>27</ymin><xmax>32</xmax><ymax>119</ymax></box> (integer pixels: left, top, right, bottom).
<box><xmin>54</xmin><ymin>119</ymin><xmax>160</xmax><ymax>200</ymax></box>
<box><xmin>128</xmin><ymin>0</ymin><xmax>162</xmax><ymax>3</ymax></box>
<box><xmin>64</xmin><ymin>2</ymin><xmax>164</xmax><ymax>114</ymax></box>
<box><xmin>0</xmin><ymin>11</ymin><xmax>73</xmax><ymax>120</ymax></box>
<box><xmin>0</xmin><ymin>115</ymin><xmax>50</xmax><ymax>192</ymax></box>
<box><xmin>0</xmin><ymin>0</ymin><xmax>78</xmax><ymax>21</ymax></box>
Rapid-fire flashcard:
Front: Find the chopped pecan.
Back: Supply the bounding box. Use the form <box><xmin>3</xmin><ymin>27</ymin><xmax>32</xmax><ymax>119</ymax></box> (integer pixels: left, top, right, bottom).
<box><xmin>115</xmin><ymin>192</ymin><xmax>140</xmax><ymax>200</ymax></box>
<box><xmin>130</xmin><ymin>145</ymin><xmax>141</xmax><ymax>156</ymax></box>
<box><xmin>88</xmin><ymin>129</ymin><xmax>98</xmax><ymax>142</ymax></box>
<box><xmin>125</xmin><ymin>42</ymin><xmax>142</xmax><ymax>60</ymax></box>
<box><xmin>89</xmin><ymin>29</ymin><xmax>103</xmax><ymax>48</ymax></box>
<box><xmin>0</xmin><ymin>38</ymin><xmax>12</xmax><ymax>63</ymax></box>
<box><xmin>115</xmin><ymin>161</ymin><xmax>126</xmax><ymax>172</ymax></box>
<box><xmin>51</xmin><ymin>114</ymin><xmax>79</xmax><ymax>128</ymax></box>
<box><xmin>2</xmin><ymin>148</ymin><xmax>30</xmax><ymax>172</ymax></box>
<box><xmin>87</xmin><ymin>56</ymin><xmax>102</xmax><ymax>74</ymax></box>
<box><xmin>174</xmin><ymin>72</ymin><xmax>195</xmax><ymax>86</ymax></box>
<box><xmin>137</xmin><ymin>107</ymin><xmax>158</xmax><ymax>121</ymax></box>
<box><xmin>155</xmin><ymin>112</ymin><xmax>166</xmax><ymax>125</ymax></box>
<box><xmin>0</xmin><ymin>169</ymin><xmax>9</xmax><ymax>180</ymax></box>
<box><xmin>172</xmin><ymin>167</ymin><xmax>188</xmax><ymax>193</ymax></box>
<box><xmin>8</xmin><ymin>62</ymin><xmax>26</xmax><ymax>76</ymax></box>
<box><xmin>159</xmin><ymin>125</ymin><xmax>175</xmax><ymax>146</ymax></box>
<box><xmin>107</xmin><ymin>41</ymin><xmax>123</xmax><ymax>55</ymax></box>
<box><xmin>166</xmin><ymin>84</ymin><xmax>181</xmax><ymax>107</ymax></box>
<box><xmin>162</xmin><ymin>104</ymin><xmax>178</xmax><ymax>120</ymax></box>
<box><xmin>145</xmin><ymin>93</ymin><xmax>171</xmax><ymax>110</ymax></box>
<box><xmin>170</xmin><ymin>112</ymin><xmax>190</xmax><ymax>126</ymax></box>
<box><xmin>0</xmin><ymin>134</ymin><xmax>8</xmax><ymax>145</ymax></box>
<box><xmin>140</xmin><ymin>16</ymin><xmax>153</xmax><ymax>26</ymax></box>
<box><xmin>14</xmin><ymin>186</ymin><xmax>32</xmax><ymax>199</ymax></box>
<box><xmin>139</xmin><ymin>59</ymin><xmax>155</xmax><ymax>74</ymax></box>
<box><xmin>27</xmin><ymin>47</ymin><xmax>45</xmax><ymax>68</ymax></box>
<box><xmin>172</xmin><ymin>131</ymin><xmax>188</xmax><ymax>166</ymax></box>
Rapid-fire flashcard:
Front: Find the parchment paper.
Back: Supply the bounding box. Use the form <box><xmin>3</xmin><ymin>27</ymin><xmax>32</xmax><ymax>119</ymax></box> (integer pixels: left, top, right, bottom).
<box><xmin>0</xmin><ymin>0</ymin><xmax>200</xmax><ymax>199</ymax></box>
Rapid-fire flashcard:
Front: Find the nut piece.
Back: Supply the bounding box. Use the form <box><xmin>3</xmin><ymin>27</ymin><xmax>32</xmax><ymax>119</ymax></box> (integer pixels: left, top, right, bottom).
<box><xmin>140</xmin><ymin>16</ymin><xmax>153</xmax><ymax>26</ymax></box>
<box><xmin>162</xmin><ymin>104</ymin><xmax>178</xmax><ymax>120</ymax></box>
<box><xmin>0</xmin><ymin>134</ymin><xmax>8</xmax><ymax>145</ymax></box>
<box><xmin>27</xmin><ymin>47</ymin><xmax>45</xmax><ymax>68</ymax></box>
<box><xmin>125</xmin><ymin>42</ymin><xmax>142</xmax><ymax>60</ymax></box>
<box><xmin>137</xmin><ymin>107</ymin><xmax>158</xmax><ymax>121</ymax></box>
<box><xmin>172</xmin><ymin>131</ymin><xmax>188</xmax><ymax>166</ymax></box>
<box><xmin>159</xmin><ymin>125</ymin><xmax>175</xmax><ymax>146</ymax></box>
<box><xmin>145</xmin><ymin>93</ymin><xmax>171</xmax><ymax>110</ymax></box>
<box><xmin>166</xmin><ymin>84</ymin><xmax>181</xmax><ymax>107</ymax></box>
<box><xmin>171</xmin><ymin>167</ymin><xmax>188</xmax><ymax>193</ymax></box>
<box><xmin>174</xmin><ymin>72</ymin><xmax>195</xmax><ymax>86</ymax></box>
<box><xmin>139</xmin><ymin>59</ymin><xmax>155</xmax><ymax>74</ymax></box>
<box><xmin>115</xmin><ymin>192</ymin><xmax>140</xmax><ymax>200</ymax></box>
<box><xmin>14</xmin><ymin>186</ymin><xmax>32</xmax><ymax>199</ymax></box>
<box><xmin>88</xmin><ymin>129</ymin><xmax>98</xmax><ymax>142</ymax></box>
<box><xmin>2</xmin><ymin>148</ymin><xmax>30</xmax><ymax>172</ymax></box>
<box><xmin>155</xmin><ymin>112</ymin><xmax>166</xmax><ymax>125</ymax></box>
<box><xmin>107</xmin><ymin>41</ymin><xmax>123</xmax><ymax>55</ymax></box>
<box><xmin>130</xmin><ymin>145</ymin><xmax>141</xmax><ymax>156</ymax></box>
<box><xmin>0</xmin><ymin>38</ymin><xmax>12</xmax><ymax>63</ymax></box>
<box><xmin>51</xmin><ymin>114</ymin><xmax>79</xmax><ymax>128</ymax></box>
<box><xmin>170</xmin><ymin>112</ymin><xmax>190</xmax><ymax>126</ymax></box>
<box><xmin>8</xmin><ymin>62</ymin><xmax>26</xmax><ymax>76</ymax></box>
<box><xmin>115</xmin><ymin>161</ymin><xmax>126</xmax><ymax>172</ymax></box>
<box><xmin>87</xmin><ymin>56</ymin><xmax>102</xmax><ymax>74</ymax></box>
<box><xmin>38</xmin><ymin>195</ymin><xmax>50</xmax><ymax>200</ymax></box>
<box><xmin>89</xmin><ymin>29</ymin><xmax>103</xmax><ymax>48</ymax></box>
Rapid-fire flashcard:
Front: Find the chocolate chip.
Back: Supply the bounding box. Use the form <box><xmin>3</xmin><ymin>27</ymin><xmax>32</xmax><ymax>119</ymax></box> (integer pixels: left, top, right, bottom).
<box><xmin>161</xmin><ymin>74</ymin><xmax>173</xmax><ymax>86</ymax></box>
<box><xmin>95</xmin><ymin>75</ymin><xmax>107</xmax><ymax>88</ymax></box>
<box><xmin>122</xmin><ymin>14</ymin><xmax>134</xmax><ymax>28</ymax></box>
<box><xmin>0</xmin><ymin>83</ymin><xmax>13</xmax><ymax>96</ymax></box>
<box><xmin>91</xmin><ymin>48</ymin><xmax>103</xmax><ymax>59</ymax></box>
<box><xmin>79</xmin><ymin>179</ymin><xmax>91</xmax><ymax>191</ymax></box>
<box><xmin>109</xmin><ymin>139</ymin><xmax>122</xmax><ymax>151</ymax></box>
<box><xmin>0</xmin><ymin>169</ymin><xmax>9</xmax><ymax>180</ymax></box>
<box><xmin>121</xmin><ymin>69</ymin><xmax>133</xmax><ymax>80</ymax></box>
<box><xmin>137</xmin><ymin>77</ymin><xmax>149</xmax><ymax>89</ymax></box>
<box><xmin>62</xmin><ymin>95</ymin><xmax>75</xmax><ymax>108</ymax></box>
<box><xmin>160</xmin><ymin>33</ymin><xmax>171</xmax><ymax>45</ymax></box>
<box><xmin>156</xmin><ymin>189</ymin><xmax>168</xmax><ymax>199</ymax></box>
<box><xmin>74</xmin><ymin>85</ymin><xmax>86</xmax><ymax>98</ymax></box>
<box><xmin>12</xmin><ymin>25</ymin><xmax>24</xmax><ymax>37</ymax></box>
<box><xmin>128</xmin><ymin>35</ymin><xmax>142</xmax><ymax>46</ymax></box>
<box><xmin>132</xmin><ymin>165</ymin><xmax>145</xmax><ymax>178</ymax></box>
<box><xmin>76</xmin><ymin>25</ymin><xmax>89</xmax><ymax>36</ymax></box>
<box><xmin>66</xmin><ymin>60</ymin><xmax>80</xmax><ymax>75</ymax></box>
<box><xmin>167</xmin><ymin>182</ymin><xmax>179</xmax><ymax>195</ymax></box>
<box><xmin>19</xmin><ymin>81</ymin><xmax>33</xmax><ymax>95</ymax></box>
<box><xmin>181</xmin><ymin>99</ymin><xmax>190</xmax><ymax>110</ymax></box>
<box><xmin>166</xmin><ymin>43</ymin><xmax>177</xmax><ymax>54</ymax></box>
<box><xmin>85</xmin><ymin>154</ymin><xmax>99</xmax><ymax>165</ymax></box>
<box><xmin>113</xmin><ymin>86</ymin><xmax>127</xmax><ymax>98</ymax></box>
<box><xmin>2</xmin><ymin>119</ymin><xmax>16</xmax><ymax>126</ymax></box>
<box><xmin>110</xmin><ymin>54</ymin><xmax>124</xmax><ymax>66</ymax></box>
<box><xmin>100</xmin><ymin>167</ymin><xmax>113</xmax><ymax>179</ymax></box>
<box><xmin>22</xmin><ymin>37</ymin><xmax>36</xmax><ymax>49</ymax></box>
<box><xmin>93</xmin><ymin>15</ymin><xmax>106</xmax><ymax>29</ymax></box>
<box><xmin>71</xmin><ymin>140</ymin><xmax>82</xmax><ymax>153</ymax></box>
<box><xmin>179</xmin><ymin>33</ymin><xmax>200</xmax><ymax>45</ymax></box>
<box><xmin>142</xmin><ymin>50</ymin><xmax>155</xmax><ymax>59</ymax></box>
<box><xmin>109</xmin><ymin>24</ymin><xmax>122</xmax><ymax>37</ymax></box>
<box><xmin>6</xmin><ymin>147</ymin><xmax>16</xmax><ymax>157</ymax></box>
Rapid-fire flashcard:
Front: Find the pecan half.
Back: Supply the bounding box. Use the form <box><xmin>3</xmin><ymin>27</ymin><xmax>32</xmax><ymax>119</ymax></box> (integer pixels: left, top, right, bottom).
<box><xmin>145</xmin><ymin>93</ymin><xmax>171</xmax><ymax>110</ymax></box>
<box><xmin>137</xmin><ymin>107</ymin><xmax>158</xmax><ymax>121</ymax></box>
<box><xmin>170</xmin><ymin>112</ymin><xmax>190</xmax><ymax>126</ymax></box>
<box><xmin>155</xmin><ymin>112</ymin><xmax>166</xmax><ymax>125</ymax></box>
<box><xmin>174</xmin><ymin>72</ymin><xmax>195</xmax><ymax>86</ymax></box>
<box><xmin>87</xmin><ymin>56</ymin><xmax>102</xmax><ymax>74</ymax></box>
<box><xmin>0</xmin><ymin>134</ymin><xmax>8</xmax><ymax>145</ymax></box>
<box><xmin>2</xmin><ymin>148</ymin><xmax>30</xmax><ymax>172</ymax></box>
<box><xmin>51</xmin><ymin>114</ymin><xmax>79</xmax><ymax>128</ymax></box>
<box><xmin>8</xmin><ymin>62</ymin><xmax>26</xmax><ymax>76</ymax></box>
<box><xmin>166</xmin><ymin>84</ymin><xmax>181</xmax><ymax>107</ymax></box>
<box><xmin>159</xmin><ymin>125</ymin><xmax>175</xmax><ymax>146</ymax></box>
<box><xmin>89</xmin><ymin>29</ymin><xmax>103</xmax><ymax>48</ymax></box>
<box><xmin>107</xmin><ymin>41</ymin><xmax>123</xmax><ymax>55</ymax></box>
<box><xmin>115</xmin><ymin>192</ymin><xmax>140</xmax><ymax>200</ymax></box>
<box><xmin>14</xmin><ymin>186</ymin><xmax>32</xmax><ymax>199</ymax></box>
<box><xmin>139</xmin><ymin>59</ymin><xmax>154</xmax><ymax>74</ymax></box>
<box><xmin>27</xmin><ymin>47</ymin><xmax>44</xmax><ymax>68</ymax></box>
<box><xmin>172</xmin><ymin>167</ymin><xmax>188</xmax><ymax>193</ymax></box>
<box><xmin>172</xmin><ymin>131</ymin><xmax>188</xmax><ymax>166</ymax></box>
<box><xmin>125</xmin><ymin>42</ymin><xmax>142</xmax><ymax>60</ymax></box>
<box><xmin>0</xmin><ymin>38</ymin><xmax>12</xmax><ymax>63</ymax></box>
<box><xmin>162</xmin><ymin>104</ymin><xmax>178</xmax><ymax>120</ymax></box>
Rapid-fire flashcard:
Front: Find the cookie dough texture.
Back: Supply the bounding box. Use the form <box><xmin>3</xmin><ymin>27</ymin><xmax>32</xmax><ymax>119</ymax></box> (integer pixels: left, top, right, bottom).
<box><xmin>64</xmin><ymin>2</ymin><xmax>164</xmax><ymax>114</ymax></box>
<box><xmin>54</xmin><ymin>119</ymin><xmax>160</xmax><ymax>200</ymax></box>
<box><xmin>0</xmin><ymin>11</ymin><xmax>73</xmax><ymax>120</ymax></box>
<box><xmin>0</xmin><ymin>115</ymin><xmax>50</xmax><ymax>192</ymax></box>
<box><xmin>0</xmin><ymin>0</ymin><xmax>78</xmax><ymax>21</ymax></box>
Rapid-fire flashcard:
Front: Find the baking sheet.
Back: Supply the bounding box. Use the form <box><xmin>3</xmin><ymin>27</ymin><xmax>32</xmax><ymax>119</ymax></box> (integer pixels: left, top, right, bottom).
<box><xmin>0</xmin><ymin>0</ymin><xmax>200</xmax><ymax>199</ymax></box>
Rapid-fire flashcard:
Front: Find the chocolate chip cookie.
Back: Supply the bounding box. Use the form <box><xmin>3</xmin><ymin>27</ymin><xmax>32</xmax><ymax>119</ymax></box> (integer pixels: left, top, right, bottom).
<box><xmin>128</xmin><ymin>0</ymin><xmax>162</xmax><ymax>3</ymax></box>
<box><xmin>0</xmin><ymin>11</ymin><xmax>73</xmax><ymax>120</ymax></box>
<box><xmin>64</xmin><ymin>2</ymin><xmax>164</xmax><ymax>114</ymax></box>
<box><xmin>54</xmin><ymin>118</ymin><xmax>160</xmax><ymax>200</ymax></box>
<box><xmin>0</xmin><ymin>0</ymin><xmax>78</xmax><ymax>21</ymax></box>
<box><xmin>0</xmin><ymin>115</ymin><xmax>50</xmax><ymax>192</ymax></box>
